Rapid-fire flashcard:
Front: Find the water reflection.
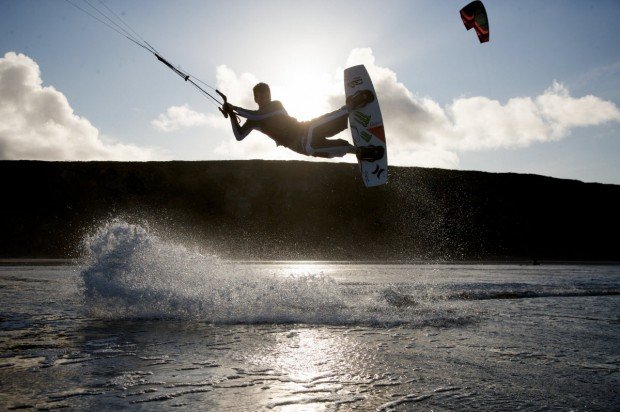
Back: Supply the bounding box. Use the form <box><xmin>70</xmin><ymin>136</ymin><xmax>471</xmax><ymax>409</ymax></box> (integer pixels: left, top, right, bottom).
<box><xmin>274</xmin><ymin>328</ymin><xmax>347</xmax><ymax>381</ymax></box>
<box><xmin>248</xmin><ymin>327</ymin><xmax>371</xmax><ymax>409</ymax></box>
<box><xmin>273</xmin><ymin>262</ymin><xmax>337</xmax><ymax>278</ymax></box>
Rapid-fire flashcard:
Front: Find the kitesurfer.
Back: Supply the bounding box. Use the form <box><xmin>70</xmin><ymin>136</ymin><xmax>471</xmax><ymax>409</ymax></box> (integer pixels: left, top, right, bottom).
<box><xmin>223</xmin><ymin>83</ymin><xmax>383</xmax><ymax>161</ymax></box>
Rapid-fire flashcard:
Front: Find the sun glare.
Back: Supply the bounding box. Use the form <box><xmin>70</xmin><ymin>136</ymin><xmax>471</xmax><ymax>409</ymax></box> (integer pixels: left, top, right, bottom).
<box><xmin>276</xmin><ymin>262</ymin><xmax>334</xmax><ymax>278</ymax></box>
<box><xmin>269</xmin><ymin>60</ymin><xmax>340</xmax><ymax>122</ymax></box>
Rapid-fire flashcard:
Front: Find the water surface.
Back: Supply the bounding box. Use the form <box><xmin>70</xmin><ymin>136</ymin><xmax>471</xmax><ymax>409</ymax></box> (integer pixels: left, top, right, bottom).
<box><xmin>1</xmin><ymin>222</ymin><xmax>618</xmax><ymax>410</ymax></box>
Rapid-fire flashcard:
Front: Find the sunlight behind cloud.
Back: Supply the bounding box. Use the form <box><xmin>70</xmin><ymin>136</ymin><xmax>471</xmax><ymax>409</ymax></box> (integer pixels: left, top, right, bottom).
<box><xmin>265</xmin><ymin>49</ymin><xmax>344</xmax><ymax>122</ymax></box>
<box><xmin>274</xmin><ymin>67</ymin><xmax>337</xmax><ymax>121</ymax></box>
<box><xmin>157</xmin><ymin>48</ymin><xmax>620</xmax><ymax>168</ymax></box>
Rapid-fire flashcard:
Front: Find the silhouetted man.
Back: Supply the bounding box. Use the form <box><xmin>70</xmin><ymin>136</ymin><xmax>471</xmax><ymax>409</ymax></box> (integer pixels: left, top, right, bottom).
<box><xmin>223</xmin><ymin>83</ymin><xmax>383</xmax><ymax>160</ymax></box>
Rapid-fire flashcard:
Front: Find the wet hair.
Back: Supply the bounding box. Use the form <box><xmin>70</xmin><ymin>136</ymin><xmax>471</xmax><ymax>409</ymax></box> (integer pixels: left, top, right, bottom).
<box><xmin>253</xmin><ymin>82</ymin><xmax>270</xmax><ymax>96</ymax></box>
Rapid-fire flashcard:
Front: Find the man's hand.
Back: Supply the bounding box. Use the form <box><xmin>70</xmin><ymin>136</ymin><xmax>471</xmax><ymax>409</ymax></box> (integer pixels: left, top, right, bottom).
<box><xmin>222</xmin><ymin>102</ymin><xmax>235</xmax><ymax>115</ymax></box>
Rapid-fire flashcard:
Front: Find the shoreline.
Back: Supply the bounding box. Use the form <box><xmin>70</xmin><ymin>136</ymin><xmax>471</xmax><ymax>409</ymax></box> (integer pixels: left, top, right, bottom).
<box><xmin>1</xmin><ymin>258</ymin><xmax>619</xmax><ymax>266</ymax></box>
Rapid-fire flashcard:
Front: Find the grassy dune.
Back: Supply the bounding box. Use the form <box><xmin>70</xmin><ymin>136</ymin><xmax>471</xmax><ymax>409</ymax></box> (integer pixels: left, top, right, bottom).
<box><xmin>1</xmin><ymin>160</ymin><xmax>618</xmax><ymax>262</ymax></box>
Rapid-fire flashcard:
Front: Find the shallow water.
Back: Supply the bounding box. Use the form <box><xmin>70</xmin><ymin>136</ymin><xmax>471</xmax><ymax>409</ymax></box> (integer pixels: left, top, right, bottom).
<box><xmin>1</xmin><ymin>222</ymin><xmax>618</xmax><ymax>410</ymax></box>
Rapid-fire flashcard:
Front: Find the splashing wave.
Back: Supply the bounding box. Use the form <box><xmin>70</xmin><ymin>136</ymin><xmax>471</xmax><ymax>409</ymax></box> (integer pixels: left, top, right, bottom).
<box><xmin>79</xmin><ymin>220</ymin><xmax>473</xmax><ymax>326</ymax></box>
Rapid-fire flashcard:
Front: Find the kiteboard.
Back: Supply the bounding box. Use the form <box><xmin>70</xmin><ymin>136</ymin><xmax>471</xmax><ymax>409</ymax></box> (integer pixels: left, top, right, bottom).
<box><xmin>344</xmin><ymin>65</ymin><xmax>388</xmax><ymax>187</ymax></box>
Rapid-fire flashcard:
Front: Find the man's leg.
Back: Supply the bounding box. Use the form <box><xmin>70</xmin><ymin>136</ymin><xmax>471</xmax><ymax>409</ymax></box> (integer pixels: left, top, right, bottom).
<box><xmin>305</xmin><ymin>106</ymin><xmax>356</xmax><ymax>158</ymax></box>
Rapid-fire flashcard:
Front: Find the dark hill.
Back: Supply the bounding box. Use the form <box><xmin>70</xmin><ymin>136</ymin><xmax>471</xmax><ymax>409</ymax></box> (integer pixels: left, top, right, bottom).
<box><xmin>1</xmin><ymin>160</ymin><xmax>618</xmax><ymax>262</ymax></box>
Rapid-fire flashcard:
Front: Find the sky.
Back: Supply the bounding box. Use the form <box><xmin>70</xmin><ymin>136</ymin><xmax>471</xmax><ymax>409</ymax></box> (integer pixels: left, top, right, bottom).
<box><xmin>1</xmin><ymin>0</ymin><xmax>619</xmax><ymax>184</ymax></box>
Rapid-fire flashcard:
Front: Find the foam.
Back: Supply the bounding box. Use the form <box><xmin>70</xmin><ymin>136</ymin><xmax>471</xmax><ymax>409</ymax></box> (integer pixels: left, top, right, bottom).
<box><xmin>79</xmin><ymin>220</ymin><xmax>471</xmax><ymax>326</ymax></box>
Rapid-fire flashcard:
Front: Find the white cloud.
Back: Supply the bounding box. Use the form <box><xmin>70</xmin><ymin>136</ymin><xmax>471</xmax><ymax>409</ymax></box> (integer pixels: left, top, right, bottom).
<box><xmin>0</xmin><ymin>52</ymin><xmax>155</xmax><ymax>161</ymax></box>
<box><xmin>152</xmin><ymin>104</ymin><xmax>219</xmax><ymax>132</ymax></box>
<box><xmin>4</xmin><ymin>49</ymin><xmax>615</xmax><ymax>167</ymax></box>
<box><xmin>153</xmin><ymin>48</ymin><xmax>620</xmax><ymax>167</ymax></box>
<box><xmin>215</xmin><ymin>64</ymin><xmax>259</xmax><ymax>109</ymax></box>
<box><xmin>344</xmin><ymin>48</ymin><xmax>620</xmax><ymax>167</ymax></box>
<box><xmin>151</xmin><ymin>64</ymin><xmax>260</xmax><ymax>158</ymax></box>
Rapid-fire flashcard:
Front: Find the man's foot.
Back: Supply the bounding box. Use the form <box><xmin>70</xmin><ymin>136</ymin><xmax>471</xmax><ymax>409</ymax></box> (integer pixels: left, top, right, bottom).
<box><xmin>346</xmin><ymin>89</ymin><xmax>375</xmax><ymax>111</ymax></box>
<box><xmin>356</xmin><ymin>145</ymin><xmax>385</xmax><ymax>162</ymax></box>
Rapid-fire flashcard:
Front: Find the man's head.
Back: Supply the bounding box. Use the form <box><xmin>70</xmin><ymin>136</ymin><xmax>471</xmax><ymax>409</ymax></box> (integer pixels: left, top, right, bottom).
<box><xmin>253</xmin><ymin>82</ymin><xmax>271</xmax><ymax>107</ymax></box>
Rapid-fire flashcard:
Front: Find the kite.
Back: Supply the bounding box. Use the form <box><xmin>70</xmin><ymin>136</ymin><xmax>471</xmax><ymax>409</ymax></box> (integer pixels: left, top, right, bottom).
<box><xmin>460</xmin><ymin>1</ymin><xmax>490</xmax><ymax>43</ymax></box>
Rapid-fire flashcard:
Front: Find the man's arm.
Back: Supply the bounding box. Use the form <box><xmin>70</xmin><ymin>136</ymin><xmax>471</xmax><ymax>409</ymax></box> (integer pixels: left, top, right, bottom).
<box><xmin>229</xmin><ymin>111</ymin><xmax>254</xmax><ymax>141</ymax></box>
<box><xmin>224</xmin><ymin>100</ymin><xmax>286</xmax><ymax>141</ymax></box>
<box><xmin>232</xmin><ymin>101</ymin><xmax>287</xmax><ymax>121</ymax></box>
<box><xmin>221</xmin><ymin>102</ymin><xmax>252</xmax><ymax>141</ymax></box>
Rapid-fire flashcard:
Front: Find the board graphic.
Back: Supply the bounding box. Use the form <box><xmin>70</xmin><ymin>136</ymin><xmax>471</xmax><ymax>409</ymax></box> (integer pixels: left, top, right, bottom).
<box><xmin>344</xmin><ymin>65</ymin><xmax>388</xmax><ymax>187</ymax></box>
